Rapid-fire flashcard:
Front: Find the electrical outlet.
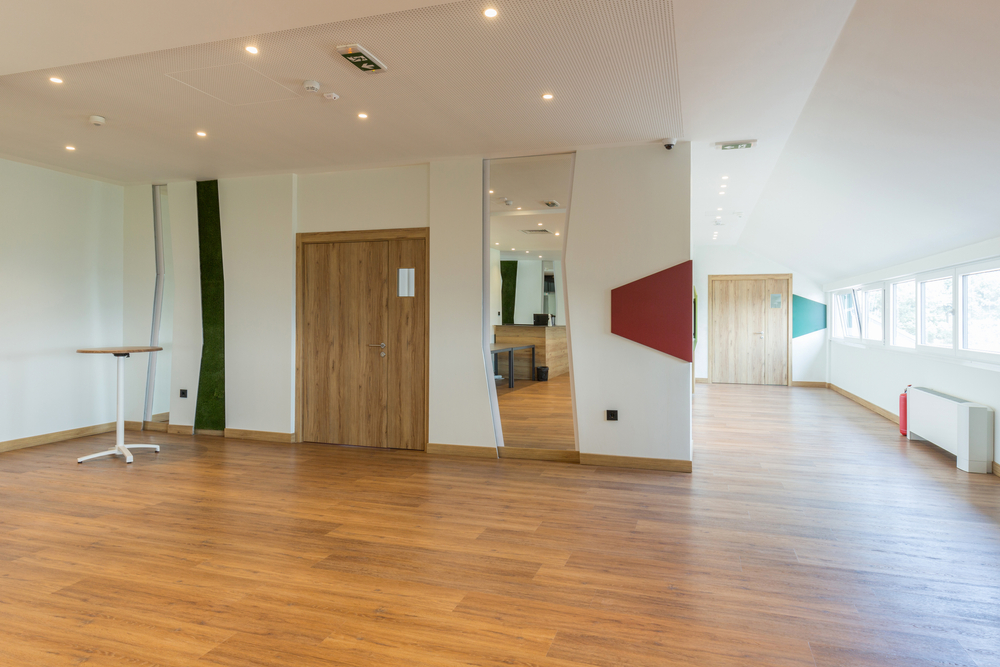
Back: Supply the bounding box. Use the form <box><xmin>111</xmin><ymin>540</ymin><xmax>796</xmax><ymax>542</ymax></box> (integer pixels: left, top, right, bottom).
<box><xmin>606</xmin><ymin>410</ymin><xmax>618</xmax><ymax>421</ymax></box>
<box><xmin>180</xmin><ymin>389</ymin><xmax>188</xmax><ymax>398</ymax></box>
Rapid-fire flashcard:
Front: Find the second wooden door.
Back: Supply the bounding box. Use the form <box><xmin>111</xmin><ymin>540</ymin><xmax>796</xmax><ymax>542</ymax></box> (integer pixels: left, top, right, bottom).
<box><xmin>301</xmin><ymin>236</ymin><xmax>427</xmax><ymax>449</ymax></box>
<box><xmin>710</xmin><ymin>276</ymin><xmax>789</xmax><ymax>385</ymax></box>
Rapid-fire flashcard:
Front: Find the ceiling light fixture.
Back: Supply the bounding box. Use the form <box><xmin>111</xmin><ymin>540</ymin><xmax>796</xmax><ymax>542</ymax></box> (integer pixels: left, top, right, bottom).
<box><xmin>511</xmin><ymin>248</ymin><xmax>515</xmax><ymax>251</ymax></box>
<box><xmin>49</xmin><ymin>77</ymin><xmax>63</xmax><ymax>83</ymax></box>
<box><xmin>358</xmin><ymin>113</ymin><xmax>368</xmax><ymax>119</ymax></box>
<box><xmin>539</xmin><ymin>256</ymin><xmax>542</xmax><ymax>258</ymax></box>
<box><xmin>484</xmin><ymin>8</ymin><xmax>497</xmax><ymax>17</ymax></box>
<box><xmin>196</xmin><ymin>131</ymin><xmax>207</xmax><ymax>137</ymax></box>
<box><xmin>722</xmin><ymin>176</ymin><xmax>729</xmax><ymax>179</ymax></box>
<box><xmin>495</xmin><ymin>242</ymin><xmax>499</xmax><ymax>245</ymax></box>
<box><xmin>65</xmin><ymin>146</ymin><xmax>75</xmax><ymax>151</ymax></box>
<box><xmin>525</xmin><ymin>251</ymin><xmax>529</xmax><ymax>254</ymax></box>
<box><xmin>245</xmin><ymin>46</ymin><xmax>258</xmax><ymax>54</ymax></box>
<box><xmin>538</xmin><ymin>222</ymin><xmax>543</xmax><ymax>226</ymax></box>
<box><xmin>489</xmin><ymin>190</ymin><xmax>494</xmax><ymax>193</ymax></box>
<box><xmin>719</xmin><ymin>192</ymin><xmax>725</xmax><ymax>195</ymax></box>
<box><xmin>717</xmin><ymin>208</ymin><xmax>723</xmax><ymax>211</ymax></box>
<box><xmin>554</xmin><ymin>232</ymin><xmax>560</xmax><ymax>236</ymax></box>
<box><xmin>542</xmin><ymin>94</ymin><xmax>553</xmax><ymax>100</ymax></box>
<box><xmin>517</xmin><ymin>207</ymin><xmax>521</xmax><ymax>210</ymax></box>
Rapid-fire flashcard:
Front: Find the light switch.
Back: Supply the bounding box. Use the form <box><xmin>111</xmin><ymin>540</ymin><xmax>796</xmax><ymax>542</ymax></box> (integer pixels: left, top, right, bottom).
<box><xmin>398</xmin><ymin>268</ymin><xmax>416</xmax><ymax>297</ymax></box>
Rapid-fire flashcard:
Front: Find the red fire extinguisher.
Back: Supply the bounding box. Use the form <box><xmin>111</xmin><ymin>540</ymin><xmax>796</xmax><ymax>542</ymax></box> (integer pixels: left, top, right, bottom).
<box><xmin>899</xmin><ymin>385</ymin><xmax>911</xmax><ymax>436</ymax></box>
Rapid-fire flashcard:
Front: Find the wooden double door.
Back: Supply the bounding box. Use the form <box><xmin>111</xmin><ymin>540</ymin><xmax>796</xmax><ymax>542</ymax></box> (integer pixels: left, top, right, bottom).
<box><xmin>298</xmin><ymin>230</ymin><xmax>428</xmax><ymax>449</ymax></box>
<box><xmin>709</xmin><ymin>275</ymin><xmax>791</xmax><ymax>385</ymax></box>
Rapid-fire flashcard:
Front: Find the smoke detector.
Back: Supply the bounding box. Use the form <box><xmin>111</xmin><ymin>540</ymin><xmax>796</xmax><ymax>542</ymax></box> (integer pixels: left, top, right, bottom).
<box><xmin>543</xmin><ymin>200</ymin><xmax>560</xmax><ymax>208</ymax></box>
<box><xmin>503</xmin><ymin>198</ymin><xmax>513</xmax><ymax>206</ymax></box>
<box><xmin>303</xmin><ymin>80</ymin><xmax>321</xmax><ymax>93</ymax></box>
<box><xmin>336</xmin><ymin>44</ymin><xmax>387</xmax><ymax>72</ymax></box>
<box><xmin>323</xmin><ymin>92</ymin><xmax>340</xmax><ymax>100</ymax></box>
<box><xmin>89</xmin><ymin>115</ymin><xmax>106</xmax><ymax>126</ymax></box>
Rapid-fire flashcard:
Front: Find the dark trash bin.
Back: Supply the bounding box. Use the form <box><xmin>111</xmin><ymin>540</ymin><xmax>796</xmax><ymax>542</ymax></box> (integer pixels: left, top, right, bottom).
<box><xmin>536</xmin><ymin>366</ymin><xmax>549</xmax><ymax>381</ymax></box>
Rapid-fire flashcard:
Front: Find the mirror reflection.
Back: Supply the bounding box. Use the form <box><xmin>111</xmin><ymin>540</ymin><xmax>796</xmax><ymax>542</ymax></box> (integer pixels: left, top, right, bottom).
<box><xmin>488</xmin><ymin>154</ymin><xmax>575</xmax><ymax>451</ymax></box>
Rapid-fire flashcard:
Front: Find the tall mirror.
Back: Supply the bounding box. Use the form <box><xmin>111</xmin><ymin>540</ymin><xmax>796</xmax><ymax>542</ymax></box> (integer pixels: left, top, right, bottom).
<box><xmin>146</xmin><ymin>186</ymin><xmax>174</xmax><ymax>427</ymax></box>
<box><xmin>487</xmin><ymin>154</ymin><xmax>575</xmax><ymax>452</ymax></box>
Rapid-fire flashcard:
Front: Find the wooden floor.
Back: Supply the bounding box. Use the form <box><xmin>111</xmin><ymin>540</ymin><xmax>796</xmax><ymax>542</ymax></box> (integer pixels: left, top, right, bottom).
<box><xmin>1</xmin><ymin>384</ymin><xmax>999</xmax><ymax>666</ymax></box>
<box><xmin>497</xmin><ymin>374</ymin><xmax>575</xmax><ymax>450</ymax></box>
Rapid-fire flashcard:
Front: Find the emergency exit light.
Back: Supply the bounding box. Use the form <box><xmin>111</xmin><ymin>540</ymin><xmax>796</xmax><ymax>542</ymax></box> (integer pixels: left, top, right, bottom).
<box><xmin>336</xmin><ymin>44</ymin><xmax>387</xmax><ymax>72</ymax></box>
<box><xmin>716</xmin><ymin>140</ymin><xmax>757</xmax><ymax>150</ymax></box>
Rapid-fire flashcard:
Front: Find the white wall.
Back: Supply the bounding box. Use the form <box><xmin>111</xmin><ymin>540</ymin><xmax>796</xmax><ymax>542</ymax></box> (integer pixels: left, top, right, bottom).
<box><xmin>553</xmin><ymin>259</ymin><xmax>566</xmax><ymax>326</ymax></box>
<box><xmin>165</xmin><ymin>181</ymin><xmax>202</xmax><ymax>429</ymax></box>
<box><xmin>427</xmin><ymin>159</ymin><xmax>497</xmax><ymax>448</ymax></box>
<box><xmin>565</xmin><ymin>144</ymin><xmax>692</xmax><ymax>461</ymax></box>
<box><xmin>297</xmin><ymin>164</ymin><xmax>428</xmax><ymax>234</ymax></box>
<box><xmin>513</xmin><ymin>260</ymin><xmax>543</xmax><ymax>324</ymax></box>
<box><xmin>825</xmin><ymin>236</ymin><xmax>1000</xmax><ymax>466</ymax></box>
<box><xmin>219</xmin><ymin>174</ymin><xmax>298</xmax><ymax>434</ymax></box>
<box><xmin>489</xmin><ymin>248</ymin><xmax>502</xmax><ymax>327</ymax></box>
<box><xmin>692</xmin><ymin>244</ymin><xmax>828</xmax><ymax>383</ymax></box>
<box><xmin>0</xmin><ymin>158</ymin><xmax>124</xmax><ymax>443</ymax></box>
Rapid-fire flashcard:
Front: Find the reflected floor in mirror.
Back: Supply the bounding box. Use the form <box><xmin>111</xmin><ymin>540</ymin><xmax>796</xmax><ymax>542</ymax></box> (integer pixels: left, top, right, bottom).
<box><xmin>497</xmin><ymin>374</ymin><xmax>575</xmax><ymax>450</ymax></box>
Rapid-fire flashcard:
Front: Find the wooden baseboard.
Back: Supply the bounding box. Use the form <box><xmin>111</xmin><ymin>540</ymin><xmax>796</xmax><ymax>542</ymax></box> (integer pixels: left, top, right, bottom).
<box><xmin>426</xmin><ymin>443</ymin><xmax>498</xmax><ymax>459</ymax></box>
<box><xmin>828</xmin><ymin>383</ymin><xmax>900</xmax><ymax>424</ymax></box>
<box><xmin>143</xmin><ymin>421</ymin><xmax>168</xmax><ymax>432</ymax></box>
<box><xmin>694</xmin><ymin>377</ymin><xmax>709</xmax><ymax>384</ymax></box>
<box><xmin>791</xmin><ymin>381</ymin><xmax>827</xmax><ymax>388</ymax></box>
<box><xmin>223</xmin><ymin>428</ymin><xmax>294</xmax><ymax>443</ymax></box>
<box><xmin>993</xmin><ymin>460</ymin><xmax>999</xmax><ymax>476</ymax></box>
<box><xmin>0</xmin><ymin>422</ymin><xmax>116</xmax><ymax>454</ymax></box>
<box><xmin>167</xmin><ymin>424</ymin><xmax>193</xmax><ymax>435</ymax></box>
<box><xmin>498</xmin><ymin>447</ymin><xmax>580</xmax><ymax>463</ymax></box>
<box><xmin>194</xmin><ymin>429</ymin><xmax>225</xmax><ymax>437</ymax></box>
<box><xmin>151</xmin><ymin>411</ymin><xmax>169</xmax><ymax>422</ymax></box>
<box><xmin>125</xmin><ymin>420</ymin><xmax>143</xmax><ymax>431</ymax></box>
<box><xmin>579</xmin><ymin>453</ymin><xmax>692</xmax><ymax>473</ymax></box>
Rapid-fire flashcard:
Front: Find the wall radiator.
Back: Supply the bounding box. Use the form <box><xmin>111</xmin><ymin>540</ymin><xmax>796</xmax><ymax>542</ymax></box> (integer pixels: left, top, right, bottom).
<box><xmin>907</xmin><ymin>387</ymin><xmax>994</xmax><ymax>474</ymax></box>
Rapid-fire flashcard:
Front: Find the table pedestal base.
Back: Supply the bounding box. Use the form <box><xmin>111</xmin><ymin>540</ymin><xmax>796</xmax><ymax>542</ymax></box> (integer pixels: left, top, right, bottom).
<box><xmin>77</xmin><ymin>352</ymin><xmax>161</xmax><ymax>465</ymax></box>
<box><xmin>78</xmin><ymin>443</ymin><xmax>160</xmax><ymax>464</ymax></box>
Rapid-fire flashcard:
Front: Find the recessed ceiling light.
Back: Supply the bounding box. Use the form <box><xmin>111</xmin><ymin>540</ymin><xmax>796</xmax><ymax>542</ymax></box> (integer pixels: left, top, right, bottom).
<box><xmin>49</xmin><ymin>77</ymin><xmax>63</xmax><ymax>84</ymax></box>
<box><xmin>716</xmin><ymin>216</ymin><xmax>721</xmax><ymax>219</ymax></box>
<box><xmin>525</xmin><ymin>251</ymin><xmax>529</xmax><ymax>253</ymax></box>
<box><xmin>517</xmin><ymin>207</ymin><xmax>521</xmax><ymax>210</ymax></box>
<box><xmin>245</xmin><ymin>46</ymin><xmax>258</xmax><ymax>54</ymax></box>
<box><xmin>717</xmin><ymin>208</ymin><xmax>723</xmax><ymax>211</ymax></box>
<box><xmin>722</xmin><ymin>176</ymin><xmax>729</xmax><ymax>179</ymax></box>
<box><xmin>542</xmin><ymin>94</ymin><xmax>553</xmax><ymax>100</ymax></box>
<box><xmin>358</xmin><ymin>113</ymin><xmax>368</xmax><ymax>119</ymax></box>
<box><xmin>719</xmin><ymin>192</ymin><xmax>725</xmax><ymax>195</ymax></box>
<box><xmin>539</xmin><ymin>256</ymin><xmax>542</xmax><ymax>258</ymax></box>
<box><xmin>495</xmin><ymin>242</ymin><xmax>499</xmax><ymax>245</ymax></box>
<box><xmin>721</xmin><ymin>185</ymin><xmax>727</xmax><ymax>188</ymax></box>
<box><xmin>554</xmin><ymin>232</ymin><xmax>560</xmax><ymax>236</ymax></box>
<box><xmin>537</xmin><ymin>222</ymin><xmax>543</xmax><ymax>226</ymax></box>
<box><xmin>511</xmin><ymin>248</ymin><xmax>515</xmax><ymax>251</ymax></box>
<box><xmin>196</xmin><ymin>131</ymin><xmax>207</xmax><ymax>137</ymax></box>
<box><xmin>484</xmin><ymin>8</ymin><xmax>497</xmax><ymax>17</ymax></box>
<box><xmin>489</xmin><ymin>190</ymin><xmax>494</xmax><ymax>193</ymax></box>
<box><xmin>65</xmin><ymin>146</ymin><xmax>75</xmax><ymax>151</ymax></box>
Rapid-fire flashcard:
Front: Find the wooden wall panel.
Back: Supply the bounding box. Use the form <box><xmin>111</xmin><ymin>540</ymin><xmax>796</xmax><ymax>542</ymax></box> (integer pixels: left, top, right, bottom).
<box><xmin>387</xmin><ymin>238</ymin><xmax>428</xmax><ymax>450</ymax></box>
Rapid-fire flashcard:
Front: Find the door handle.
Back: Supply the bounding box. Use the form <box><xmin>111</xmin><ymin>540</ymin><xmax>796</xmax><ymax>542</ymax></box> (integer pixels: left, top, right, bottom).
<box><xmin>754</xmin><ymin>332</ymin><xmax>764</xmax><ymax>339</ymax></box>
<box><xmin>368</xmin><ymin>343</ymin><xmax>386</xmax><ymax>348</ymax></box>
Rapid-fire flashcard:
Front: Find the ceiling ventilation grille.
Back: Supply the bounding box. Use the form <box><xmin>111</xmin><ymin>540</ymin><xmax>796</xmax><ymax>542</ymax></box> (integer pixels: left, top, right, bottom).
<box><xmin>521</xmin><ymin>229</ymin><xmax>552</xmax><ymax>234</ymax></box>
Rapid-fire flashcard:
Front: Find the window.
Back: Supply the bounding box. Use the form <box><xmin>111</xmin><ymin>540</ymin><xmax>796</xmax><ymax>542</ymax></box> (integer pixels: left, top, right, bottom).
<box><xmin>834</xmin><ymin>291</ymin><xmax>860</xmax><ymax>338</ymax></box>
<box><xmin>862</xmin><ymin>288</ymin><xmax>883</xmax><ymax>341</ymax></box>
<box><xmin>891</xmin><ymin>280</ymin><xmax>915</xmax><ymax>348</ymax></box>
<box><xmin>920</xmin><ymin>277</ymin><xmax>953</xmax><ymax>348</ymax></box>
<box><xmin>962</xmin><ymin>268</ymin><xmax>1000</xmax><ymax>353</ymax></box>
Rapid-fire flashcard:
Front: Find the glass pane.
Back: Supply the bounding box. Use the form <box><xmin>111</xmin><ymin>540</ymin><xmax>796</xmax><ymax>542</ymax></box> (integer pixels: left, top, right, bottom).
<box><xmin>892</xmin><ymin>281</ymin><xmax>915</xmax><ymax>347</ymax></box>
<box><xmin>863</xmin><ymin>289</ymin><xmax>883</xmax><ymax>341</ymax></box>
<box><xmin>839</xmin><ymin>292</ymin><xmax>860</xmax><ymax>338</ymax></box>
<box><xmin>920</xmin><ymin>277</ymin><xmax>953</xmax><ymax>347</ymax></box>
<box><xmin>963</xmin><ymin>269</ymin><xmax>1000</xmax><ymax>353</ymax></box>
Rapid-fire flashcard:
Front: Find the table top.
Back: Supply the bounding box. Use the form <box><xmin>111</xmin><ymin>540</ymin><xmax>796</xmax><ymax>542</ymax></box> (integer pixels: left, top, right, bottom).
<box><xmin>77</xmin><ymin>346</ymin><xmax>163</xmax><ymax>354</ymax></box>
<box><xmin>490</xmin><ymin>343</ymin><xmax>536</xmax><ymax>352</ymax></box>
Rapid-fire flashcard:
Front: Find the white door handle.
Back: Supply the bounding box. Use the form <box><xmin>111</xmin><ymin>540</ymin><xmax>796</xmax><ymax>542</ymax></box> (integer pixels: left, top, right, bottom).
<box><xmin>754</xmin><ymin>332</ymin><xmax>764</xmax><ymax>339</ymax></box>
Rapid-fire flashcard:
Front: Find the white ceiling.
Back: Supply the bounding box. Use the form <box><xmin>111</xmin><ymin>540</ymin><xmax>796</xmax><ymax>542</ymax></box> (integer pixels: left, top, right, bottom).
<box><xmin>740</xmin><ymin>0</ymin><xmax>1000</xmax><ymax>284</ymax></box>
<box><xmin>0</xmin><ymin>0</ymin><xmax>683</xmax><ymax>184</ymax></box>
<box><xmin>3</xmin><ymin>0</ymin><xmax>996</xmax><ymax>286</ymax></box>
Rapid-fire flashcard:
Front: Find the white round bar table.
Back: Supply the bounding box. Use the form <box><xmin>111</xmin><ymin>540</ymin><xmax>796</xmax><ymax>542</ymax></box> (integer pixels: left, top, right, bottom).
<box><xmin>76</xmin><ymin>347</ymin><xmax>163</xmax><ymax>464</ymax></box>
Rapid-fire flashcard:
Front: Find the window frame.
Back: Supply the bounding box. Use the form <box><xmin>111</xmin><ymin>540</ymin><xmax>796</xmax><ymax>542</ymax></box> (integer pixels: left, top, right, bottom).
<box><xmin>831</xmin><ymin>288</ymin><xmax>861</xmax><ymax>340</ymax></box>
<box><xmin>957</xmin><ymin>258</ymin><xmax>1000</xmax><ymax>363</ymax></box>
<box><xmin>915</xmin><ymin>267</ymin><xmax>957</xmax><ymax>357</ymax></box>
<box><xmin>859</xmin><ymin>283</ymin><xmax>886</xmax><ymax>345</ymax></box>
<box><xmin>887</xmin><ymin>278</ymin><xmax>917</xmax><ymax>351</ymax></box>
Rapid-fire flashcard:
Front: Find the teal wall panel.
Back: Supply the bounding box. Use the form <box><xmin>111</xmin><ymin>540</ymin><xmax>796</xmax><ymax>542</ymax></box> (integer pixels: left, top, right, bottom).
<box><xmin>792</xmin><ymin>294</ymin><xmax>826</xmax><ymax>338</ymax></box>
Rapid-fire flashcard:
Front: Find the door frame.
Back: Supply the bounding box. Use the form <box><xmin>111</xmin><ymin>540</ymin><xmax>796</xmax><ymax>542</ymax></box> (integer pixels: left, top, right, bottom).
<box><xmin>295</xmin><ymin>227</ymin><xmax>430</xmax><ymax>444</ymax></box>
<box><xmin>706</xmin><ymin>273</ymin><xmax>793</xmax><ymax>386</ymax></box>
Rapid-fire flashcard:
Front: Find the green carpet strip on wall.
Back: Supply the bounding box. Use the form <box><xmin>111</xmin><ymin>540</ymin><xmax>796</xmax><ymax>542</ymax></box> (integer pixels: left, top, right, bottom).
<box><xmin>792</xmin><ymin>294</ymin><xmax>827</xmax><ymax>338</ymax></box>
<box><xmin>500</xmin><ymin>261</ymin><xmax>518</xmax><ymax>325</ymax></box>
<box><xmin>194</xmin><ymin>180</ymin><xmax>226</xmax><ymax>431</ymax></box>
